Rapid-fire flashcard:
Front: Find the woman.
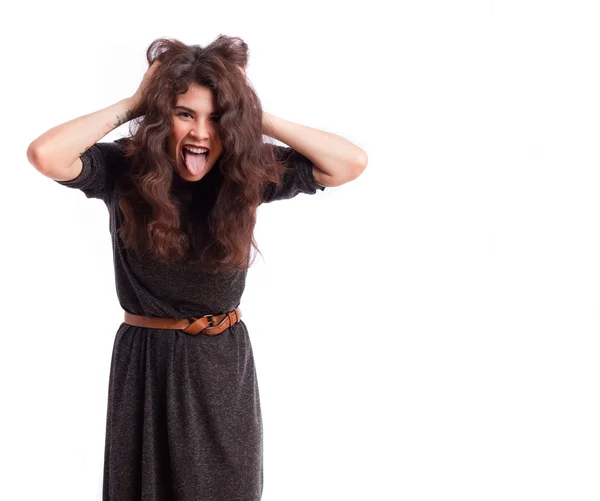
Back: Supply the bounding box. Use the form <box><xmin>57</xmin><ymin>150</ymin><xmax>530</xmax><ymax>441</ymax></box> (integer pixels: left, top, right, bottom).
<box><xmin>27</xmin><ymin>35</ymin><xmax>367</xmax><ymax>501</ymax></box>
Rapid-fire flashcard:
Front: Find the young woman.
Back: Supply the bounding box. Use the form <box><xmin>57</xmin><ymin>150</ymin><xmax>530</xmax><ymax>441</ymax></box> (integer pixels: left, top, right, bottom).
<box><xmin>27</xmin><ymin>35</ymin><xmax>367</xmax><ymax>501</ymax></box>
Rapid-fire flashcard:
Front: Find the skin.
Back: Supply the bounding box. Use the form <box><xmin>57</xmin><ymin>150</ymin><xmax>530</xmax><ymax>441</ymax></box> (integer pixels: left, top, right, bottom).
<box><xmin>167</xmin><ymin>83</ymin><xmax>224</xmax><ymax>182</ymax></box>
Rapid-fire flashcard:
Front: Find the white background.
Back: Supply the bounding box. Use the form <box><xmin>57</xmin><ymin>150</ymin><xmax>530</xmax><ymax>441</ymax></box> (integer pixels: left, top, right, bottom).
<box><xmin>2</xmin><ymin>0</ymin><xmax>600</xmax><ymax>500</ymax></box>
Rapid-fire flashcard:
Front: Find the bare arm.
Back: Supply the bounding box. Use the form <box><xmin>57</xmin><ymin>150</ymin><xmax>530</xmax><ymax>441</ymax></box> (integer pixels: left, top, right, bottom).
<box><xmin>261</xmin><ymin>111</ymin><xmax>368</xmax><ymax>187</ymax></box>
<box><xmin>26</xmin><ymin>97</ymin><xmax>137</xmax><ymax>181</ymax></box>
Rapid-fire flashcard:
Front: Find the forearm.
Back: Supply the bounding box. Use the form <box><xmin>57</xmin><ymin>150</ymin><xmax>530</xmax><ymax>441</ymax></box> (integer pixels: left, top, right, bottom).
<box><xmin>262</xmin><ymin>111</ymin><xmax>367</xmax><ymax>180</ymax></box>
<box><xmin>27</xmin><ymin>97</ymin><xmax>136</xmax><ymax>173</ymax></box>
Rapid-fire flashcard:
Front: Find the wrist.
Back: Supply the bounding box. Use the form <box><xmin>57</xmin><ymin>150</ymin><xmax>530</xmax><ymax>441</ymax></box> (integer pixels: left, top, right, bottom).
<box><xmin>262</xmin><ymin>111</ymin><xmax>275</xmax><ymax>137</ymax></box>
<box><xmin>124</xmin><ymin>95</ymin><xmax>141</xmax><ymax>119</ymax></box>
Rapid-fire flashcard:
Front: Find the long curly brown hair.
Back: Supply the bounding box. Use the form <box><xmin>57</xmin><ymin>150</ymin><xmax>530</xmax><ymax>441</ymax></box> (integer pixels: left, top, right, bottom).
<box><xmin>117</xmin><ymin>35</ymin><xmax>288</xmax><ymax>273</ymax></box>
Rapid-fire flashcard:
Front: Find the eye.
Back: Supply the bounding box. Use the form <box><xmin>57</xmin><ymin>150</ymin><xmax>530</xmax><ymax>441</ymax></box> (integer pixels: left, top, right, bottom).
<box><xmin>177</xmin><ymin>112</ymin><xmax>220</xmax><ymax>123</ymax></box>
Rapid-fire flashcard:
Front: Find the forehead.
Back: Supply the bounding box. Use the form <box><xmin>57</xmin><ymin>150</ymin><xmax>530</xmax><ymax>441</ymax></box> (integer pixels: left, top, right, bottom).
<box><xmin>176</xmin><ymin>84</ymin><xmax>215</xmax><ymax>107</ymax></box>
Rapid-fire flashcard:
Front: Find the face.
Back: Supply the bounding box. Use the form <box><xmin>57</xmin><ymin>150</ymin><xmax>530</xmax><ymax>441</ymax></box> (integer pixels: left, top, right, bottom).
<box><xmin>168</xmin><ymin>83</ymin><xmax>223</xmax><ymax>182</ymax></box>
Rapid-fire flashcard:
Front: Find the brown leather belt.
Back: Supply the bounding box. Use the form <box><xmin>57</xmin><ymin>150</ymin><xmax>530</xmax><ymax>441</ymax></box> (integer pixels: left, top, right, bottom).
<box><xmin>123</xmin><ymin>307</ymin><xmax>242</xmax><ymax>336</ymax></box>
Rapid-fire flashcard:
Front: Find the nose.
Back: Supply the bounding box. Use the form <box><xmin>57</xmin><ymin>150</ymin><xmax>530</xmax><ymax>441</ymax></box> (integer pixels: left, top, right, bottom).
<box><xmin>189</xmin><ymin>119</ymin><xmax>212</xmax><ymax>139</ymax></box>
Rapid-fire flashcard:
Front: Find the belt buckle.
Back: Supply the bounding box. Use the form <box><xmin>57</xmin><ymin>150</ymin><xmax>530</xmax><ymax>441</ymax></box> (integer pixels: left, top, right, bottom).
<box><xmin>186</xmin><ymin>314</ymin><xmax>215</xmax><ymax>329</ymax></box>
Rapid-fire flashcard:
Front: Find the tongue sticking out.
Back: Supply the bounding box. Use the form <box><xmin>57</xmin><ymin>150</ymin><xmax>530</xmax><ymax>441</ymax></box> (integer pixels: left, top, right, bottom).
<box><xmin>183</xmin><ymin>149</ymin><xmax>208</xmax><ymax>175</ymax></box>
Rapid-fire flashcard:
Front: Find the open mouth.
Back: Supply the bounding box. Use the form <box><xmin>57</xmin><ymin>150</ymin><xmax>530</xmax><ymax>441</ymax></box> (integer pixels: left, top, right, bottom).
<box><xmin>181</xmin><ymin>146</ymin><xmax>210</xmax><ymax>175</ymax></box>
<box><xmin>181</xmin><ymin>146</ymin><xmax>210</xmax><ymax>159</ymax></box>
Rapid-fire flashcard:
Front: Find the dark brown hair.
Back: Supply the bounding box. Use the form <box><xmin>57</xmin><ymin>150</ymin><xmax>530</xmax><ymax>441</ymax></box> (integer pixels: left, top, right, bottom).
<box><xmin>118</xmin><ymin>35</ymin><xmax>287</xmax><ymax>273</ymax></box>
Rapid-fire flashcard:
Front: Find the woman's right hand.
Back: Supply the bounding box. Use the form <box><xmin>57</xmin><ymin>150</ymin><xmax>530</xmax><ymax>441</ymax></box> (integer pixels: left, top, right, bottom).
<box><xmin>130</xmin><ymin>59</ymin><xmax>161</xmax><ymax>111</ymax></box>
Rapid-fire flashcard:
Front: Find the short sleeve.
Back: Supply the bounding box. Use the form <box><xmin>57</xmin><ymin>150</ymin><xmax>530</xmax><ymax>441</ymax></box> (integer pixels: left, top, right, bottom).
<box><xmin>53</xmin><ymin>138</ymin><xmax>128</xmax><ymax>203</ymax></box>
<box><xmin>261</xmin><ymin>145</ymin><xmax>326</xmax><ymax>204</ymax></box>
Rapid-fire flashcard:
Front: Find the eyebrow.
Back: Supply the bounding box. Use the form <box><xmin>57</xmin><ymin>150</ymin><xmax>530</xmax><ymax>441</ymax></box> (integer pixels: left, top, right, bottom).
<box><xmin>175</xmin><ymin>105</ymin><xmax>217</xmax><ymax>115</ymax></box>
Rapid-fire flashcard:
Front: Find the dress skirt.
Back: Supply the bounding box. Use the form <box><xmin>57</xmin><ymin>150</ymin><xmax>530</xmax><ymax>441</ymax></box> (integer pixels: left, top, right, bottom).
<box><xmin>102</xmin><ymin>319</ymin><xmax>263</xmax><ymax>501</ymax></box>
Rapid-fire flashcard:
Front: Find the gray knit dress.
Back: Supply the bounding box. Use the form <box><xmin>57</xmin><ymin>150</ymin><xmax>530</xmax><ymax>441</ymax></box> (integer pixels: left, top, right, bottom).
<box><xmin>54</xmin><ymin>138</ymin><xmax>326</xmax><ymax>501</ymax></box>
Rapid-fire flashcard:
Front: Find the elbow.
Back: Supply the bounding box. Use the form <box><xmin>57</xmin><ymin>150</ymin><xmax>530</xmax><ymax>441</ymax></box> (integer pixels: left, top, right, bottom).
<box><xmin>352</xmin><ymin>151</ymin><xmax>368</xmax><ymax>179</ymax></box>
<box><xmin>26</xmin><ymin>143</ymin><xmax>46</xmax><ymax>172</ymax></box>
